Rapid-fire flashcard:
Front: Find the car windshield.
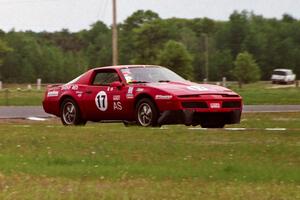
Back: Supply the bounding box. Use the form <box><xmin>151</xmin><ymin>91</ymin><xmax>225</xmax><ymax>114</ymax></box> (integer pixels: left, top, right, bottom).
<box><xmin>273</xmin><ymin>71</ymin><xmax>287</xmax><ymax>76</ymax></box>
<box><xmin>121</xmin><ymin>67</ymin><xmax>186</xmax><ymax>83</ymax></box>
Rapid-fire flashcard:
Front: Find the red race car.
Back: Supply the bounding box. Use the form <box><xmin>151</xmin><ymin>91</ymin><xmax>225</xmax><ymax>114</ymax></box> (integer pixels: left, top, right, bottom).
<box><xmin>43</xmin><ymin>65</ymin><xmax>242</xmax><ymax>128</ymax></box>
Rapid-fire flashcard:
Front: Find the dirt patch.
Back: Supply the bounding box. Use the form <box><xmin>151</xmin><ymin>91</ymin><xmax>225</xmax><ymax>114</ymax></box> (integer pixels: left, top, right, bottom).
<box><xmin>267</xmin><ymin>84</ymin><xmax>296</xmax><ymax>89</ymax></box>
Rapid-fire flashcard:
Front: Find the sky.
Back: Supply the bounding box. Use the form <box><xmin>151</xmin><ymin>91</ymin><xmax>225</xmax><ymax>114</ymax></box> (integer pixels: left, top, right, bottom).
<box><xmin>0</xmin><ymin>0</ymin><xmax>299</xmax><ymax>32</ymax></box>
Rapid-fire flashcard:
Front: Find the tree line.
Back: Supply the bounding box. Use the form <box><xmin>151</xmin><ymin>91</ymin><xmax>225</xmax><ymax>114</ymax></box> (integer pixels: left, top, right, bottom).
<box><xmin>0</xmin><ymin>10</ymin><xmax>299</xmax><ymax>83</ymax></box>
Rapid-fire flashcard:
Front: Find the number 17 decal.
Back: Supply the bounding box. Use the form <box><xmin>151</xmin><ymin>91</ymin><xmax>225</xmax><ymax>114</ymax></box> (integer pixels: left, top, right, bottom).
<box><xmin>95</xmin><ymin>91</ymin><xmax>108</xmax><ymax>111</ymax></box>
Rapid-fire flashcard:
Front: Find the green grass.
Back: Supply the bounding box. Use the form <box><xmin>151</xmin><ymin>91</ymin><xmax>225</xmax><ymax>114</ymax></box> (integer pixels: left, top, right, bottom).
<box><xmin>0</xmin><ymin>112</ymin><xmax>299</xmax><ymax>199</ymax></box>
<box><xmin>0</xmin><ymin>89</ymin><xmax>44</xmax><ymax>106</ymax></box>
<box><xmin>234</xmin><ymin>112</ymin><xmax>300</xmax><ymax>128</ymax></box>
<box><xmin>1</xmin><ymin>82</ymin><xmax>300</xmax><ymax>105</ymax></box>
<box><xmin>229</xmin><ymin>82</ymin><xmax>300</xmax><ymax>105</ymax></box>
<box><xmin>0</xmin><ymin>176</ymin><xmax>298</xmax><ymax>200</ymax></box>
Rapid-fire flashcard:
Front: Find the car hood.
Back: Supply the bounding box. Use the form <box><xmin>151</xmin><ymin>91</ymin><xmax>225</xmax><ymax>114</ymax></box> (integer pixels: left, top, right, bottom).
<box><xmin>144</xmin><ymin>81</ymin><xmax>238</xmax><ymax>96</ymax></box>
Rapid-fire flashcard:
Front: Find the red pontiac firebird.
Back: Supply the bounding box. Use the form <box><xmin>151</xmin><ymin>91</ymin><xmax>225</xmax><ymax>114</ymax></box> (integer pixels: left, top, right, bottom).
<box><xmin>43</xmin><ymin>65</ymin><xmax>242</xmax><ymax>128</ymax></box>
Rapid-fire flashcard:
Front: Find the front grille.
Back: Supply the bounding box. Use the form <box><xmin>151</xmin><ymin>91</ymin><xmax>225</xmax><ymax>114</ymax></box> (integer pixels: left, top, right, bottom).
<box><xmin>222</xmin><ymin>101</ymin><xmax>241</xmax><ymax>108</ymax></box>
<box><xmin>182</xmin><ymin>102</ymin><xmax>208</xmax><ymax>108</ymax></box>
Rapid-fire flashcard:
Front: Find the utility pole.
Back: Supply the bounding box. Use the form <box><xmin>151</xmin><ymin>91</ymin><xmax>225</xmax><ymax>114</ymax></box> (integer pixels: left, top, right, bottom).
<box><xmin>202</xmin><ymin>33</ymin><xmax>209</xmax><ymax>81</ymax></box>
<box><xmin>112</xmin><ymin>0</ymin><xmax>118</xmax><ymax>66</ymax></box>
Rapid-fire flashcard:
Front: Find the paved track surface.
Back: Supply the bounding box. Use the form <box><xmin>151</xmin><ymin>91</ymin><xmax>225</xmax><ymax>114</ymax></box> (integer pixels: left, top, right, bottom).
<box><xmin>1</xmin><ymin>105</ymin><xmax>300</xmax><ymax>119</ymax></box>
<box><xmin>244</xmin><ymin>105</ymin><xmax>300</xmax><ymax>113</ymax></box>
<box><xmin>0</xmin><ymin>106</ymin><xmax>52</xmax><ymax>119</ymax></box>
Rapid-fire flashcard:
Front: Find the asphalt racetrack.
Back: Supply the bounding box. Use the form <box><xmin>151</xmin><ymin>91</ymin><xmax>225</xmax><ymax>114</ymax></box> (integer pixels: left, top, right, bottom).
<box><xmin>1</xmin><ymin>105</ymin><xmax>300</xmax><ymax>119</ymax></box>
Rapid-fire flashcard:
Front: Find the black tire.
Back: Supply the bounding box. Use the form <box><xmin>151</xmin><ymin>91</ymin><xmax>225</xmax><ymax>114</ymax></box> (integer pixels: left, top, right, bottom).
<box><xmin>60</xmin><ymin>98</ymin><xmax>86</xmax><ymax>126</ymax></box>
<box><xmin>123</xmin><ymin>120</ymin><xmax>137</xmax><ymax>127</ymax></box>
<box><xmin>135</xmin><ymin>98</ymin><xmax>159</xmax><ymax>127</ymax></box>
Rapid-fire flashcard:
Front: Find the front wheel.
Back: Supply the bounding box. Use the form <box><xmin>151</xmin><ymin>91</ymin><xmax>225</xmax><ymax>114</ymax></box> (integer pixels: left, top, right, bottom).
<box><xmin>135</xmin><ymin>98</ymin><xmax>158</xmax><ymax>127</ymax></box>
<box><xmin>60</xmin><ymin>98</ymin><xmax>86</xmax><ymax>126</ymax></box>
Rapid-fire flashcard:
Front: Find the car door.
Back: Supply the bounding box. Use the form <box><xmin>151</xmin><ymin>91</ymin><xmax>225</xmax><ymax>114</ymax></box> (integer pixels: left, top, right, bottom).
<box><xmin>83</xmin><ymin>69</ymin><xmax>124</xmax><ymax>121</ymax></box>
<box><xmin>109</xmin><ymin>82</ymin><xmax>129</xmax><ymax>120</ymax></box>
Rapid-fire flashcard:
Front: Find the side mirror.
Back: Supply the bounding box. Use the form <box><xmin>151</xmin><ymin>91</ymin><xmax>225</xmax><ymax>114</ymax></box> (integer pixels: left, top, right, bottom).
<box><xmin>110</xmin><ymin>81</ymin><xmax>123</xmax><ymax>89</ymax></box>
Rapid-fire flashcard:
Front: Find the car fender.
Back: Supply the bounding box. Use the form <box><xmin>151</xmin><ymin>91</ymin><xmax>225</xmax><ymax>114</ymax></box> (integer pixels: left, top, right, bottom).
<box><xmin>133</xmin><ymin>87</ymin><xmax>180</xmax><ymax>112</ymax></box>
<box><xmin>58</xmin><ymin>85</ymin><xmax>86</xmax><ymax>118</ymax></box>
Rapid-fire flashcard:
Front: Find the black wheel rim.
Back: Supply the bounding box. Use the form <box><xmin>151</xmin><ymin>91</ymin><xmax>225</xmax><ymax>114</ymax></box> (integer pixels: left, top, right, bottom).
<box><xmin>62</xmin><ymin>102</ymin><xmax>76</xmax><ymax>125</ymax></box>
<box><xmin>137</xmin><ymin>103</ymin><xmax>153</xmax><ymax>127</ymax></box>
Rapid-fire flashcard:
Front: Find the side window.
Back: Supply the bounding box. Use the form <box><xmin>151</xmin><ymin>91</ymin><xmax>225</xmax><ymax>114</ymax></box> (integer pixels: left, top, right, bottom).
<box><xmin>92</xmin><ymin>71</ymin><xmax>120</xmax><ymax>85</ymax></box>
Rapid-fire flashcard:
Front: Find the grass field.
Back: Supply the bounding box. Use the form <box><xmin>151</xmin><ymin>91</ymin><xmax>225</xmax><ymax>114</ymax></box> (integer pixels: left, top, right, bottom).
<box><xmin>1</xmin><ymin>82</ymin><xmax>300</xmax><ymax>106</ymax></box>
<box><xmin>0</xmin><ymin>112</ymin><xmax>299</xmax><ymax>199</ymax></box>
<box><xmin>0</xmin><ymin>89</ymin><xmax>44</xmax><ymax>106</ymax></box>
<box><xmin>229</xmin><ymin>82</ymin><xmax>300</xmax><ymax>105</ymax></box>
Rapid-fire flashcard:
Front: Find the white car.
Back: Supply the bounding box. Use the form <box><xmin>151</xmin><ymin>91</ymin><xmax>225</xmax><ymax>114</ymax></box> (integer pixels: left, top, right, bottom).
<box><xmin>271</xmin><ymin>69</ymin><xmax>296</xmax><ymax>84</ymax></box>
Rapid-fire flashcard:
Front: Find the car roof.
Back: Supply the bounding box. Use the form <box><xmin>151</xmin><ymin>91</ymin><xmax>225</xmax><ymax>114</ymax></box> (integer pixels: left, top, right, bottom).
<box><xmin>273</xmin><ymin>68</ymin><xmax>292</xmax><ymax>72</ymax></box>
<box><xmin>92</xmin><ymin>65</ymin><xmax>162</xmax><ymax>70</ymax></box>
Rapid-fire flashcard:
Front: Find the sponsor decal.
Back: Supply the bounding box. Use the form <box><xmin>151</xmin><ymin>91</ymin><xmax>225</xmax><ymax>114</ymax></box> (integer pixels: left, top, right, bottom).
<box><xmin>126</xmin><ymin>87</ymin><xmax>134</xmax><ymax>99</ymax></box>
<box><xmin>187</xmin><ymin>85</ymin><xmax>209</xmax><ymax>91</ymax></box>
<box><xmin>47</xmin><ymin>91</ymin><xmax>59</xmax><ymax>97</ymax></box>
<box><xmin>128</xmin><ymin>87</ymin><xmax>134</xmax><ymax>94</ymax></box>
<box><xmin>95</xmin><ymin>91</ymin><xmax>108</xmax><ymax>111</ymax></box>
<box><xmin>61</xmin><ymin>85</ymin><xmax>70</xmax><ymax>90</ymax></box>
<box><xmin>71</xmin><ymin>85</ymin><xmax>78</xmax><ymax>90</ymax></box>
<box><xmin>107</xmin><ymin>87</ymin><xmax>114</xmax><ymax>91</ymax></box>
<box><xmin>155</xmin><ymin>95</ymin><xmax>172</xmax><ymax>100</ymax></box>
<box><xmin>126</xmin><ymin>94</ymin><xmax>134</xmax><ymax>99</ymax></box>
<box><xmin>113</xmin><ymin>102</ymin><xmax>122</xmax><ymax>111</ymax></box>
<box><xmin>209</xmin><ymin>102</ymin><xmax>221</xmax><ymax>109</ymax></box>
<box><xmin>113</xmin><ymin>95</ymin><xmax>121</xmax><ymax>101</ymax></box>
<box><xmin>76</xmin><ymin>91</ymin><xmax>83</xmax><ymax>97</ymax></box>
<box><xmin>136</xmin><ymin>88</ymin><xmax>144</xmax><ymax>92</ymax></box>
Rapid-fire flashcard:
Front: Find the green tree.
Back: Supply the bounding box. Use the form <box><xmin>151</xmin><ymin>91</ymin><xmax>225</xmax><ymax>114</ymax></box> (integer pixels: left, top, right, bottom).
<box><xmin>132</xmin><ymin>19</ymin><xmax>174</xmax><ymax>64</ymax></box>
<box><xmin>228</xmin><ymin>11</ymin><xmax>249</xmax><ymax>57</ymax></box>
<box><xmin>157</xmin><ymin>40</ymin><xmax>193</xmax><ymax>79</ymax></box>
<box><xmin>1</xmin><ymin>32</ymin><xmax>40</xmax><ymax>82</ymax></box>
<box><xmin>210</xmin><ymin>49</ymin><xmax>234</xmax><ymax>81</ymax></box>
<box><xmin>39</xmin><ymin>29</ymin><xmax>85</xmax><ymax>52</ymax></box>
<box><xmin>233</xmin><ymin>51</ymin><xmax>261</xmax><ymax>87</ymax></box>
<box><xmin>2</xmin><ymin>9</ymin><xmax>300</xmax><ymax>83</ymax></box>
<box><xmin>121</xmin><ymin>10</ymin><xmax>160</xmax><ymax>32</ymax></box>
<box><xmin>0</xmin><ymin>40</ymin><xmax>11</xmax><ymax>61</ymax></box>
<box><xmin>0</xmin><ymin>39</ymin><xmax>12</xmax><ymax>79</ymax></box>
<box><xmin>79</xmin><ymin>21</ymin><xmax>111</xmax><ymax>67</ymax></box>
<box><xmin>119</xmin><ymin>10</ymin><xmax>160</xmax><ymax>64</ymax></box>
<box><xmin>191</xmin><ymin>17</ymin><xmax>216</xmax><ymax>37</ymax></box>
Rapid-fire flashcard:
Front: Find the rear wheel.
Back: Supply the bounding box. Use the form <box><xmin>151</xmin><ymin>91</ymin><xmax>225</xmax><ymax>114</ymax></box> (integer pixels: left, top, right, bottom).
<box><xmin>135</xmin><ymin>98</ymin><xmax>158</xmax><ymax>127</ymax></box>
<box><xmin>60</xmin><ymin>98</ymin><xmax>86</xmax><ymax>126</ymax></box>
